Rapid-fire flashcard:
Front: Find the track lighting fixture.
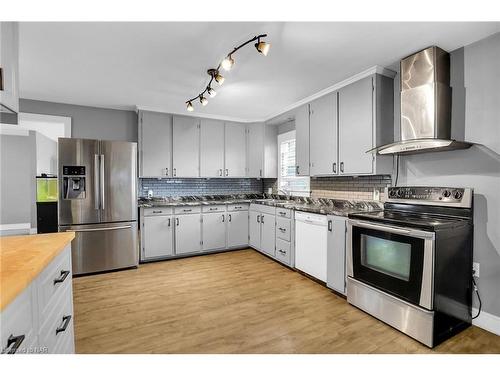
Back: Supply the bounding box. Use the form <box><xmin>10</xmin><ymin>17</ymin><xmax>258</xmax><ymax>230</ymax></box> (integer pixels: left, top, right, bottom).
<box><xmin>207</xmin><ymin>87</ymin><xmax>217</xmax><ymax>97</ymax></box>
<box><xmin>200</xmin><ymin>95</ymin><xmax>208</xmax><ymax>106</ymax></box>
<box><xmin>186</xmin><ymin>33</ymin><xmax>270</xmax><ymax>111</ymax></box>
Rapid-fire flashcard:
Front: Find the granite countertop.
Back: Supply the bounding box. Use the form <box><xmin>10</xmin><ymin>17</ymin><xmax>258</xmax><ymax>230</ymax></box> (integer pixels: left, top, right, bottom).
<box><xmin>0</xmin><ymin>232</ymin><xmax>75</xmax><ymax>311</ymax></box>
<box><xmin>138</xmin><ymin>194</ymin><xmax>383</xmax><ymax>217</ymax></box>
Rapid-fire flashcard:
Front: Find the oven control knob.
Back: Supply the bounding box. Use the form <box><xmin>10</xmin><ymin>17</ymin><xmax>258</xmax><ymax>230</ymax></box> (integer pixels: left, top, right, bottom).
<box><xmin>396</xmin><ymin>189</ymin><xmax>404</xmax><ymax>198</ymax></box>
<box><xmin>442</xmin><ymin>189</ymin><xmax>451</xmax><ymax>198</ymax></box>
<box><xmin>453</xmin><ymin>190</ymin><xmax>463</xmax><ymax>200</ymax></box>
<box><xmin>389</xmin><ymin>189</ymin><xmax>397</xmax><ymax>198</ymax></box>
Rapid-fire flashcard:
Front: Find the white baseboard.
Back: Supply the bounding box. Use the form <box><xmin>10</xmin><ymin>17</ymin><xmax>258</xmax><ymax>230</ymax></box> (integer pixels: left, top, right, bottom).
<box><xmin>0</xmin><ymin>223</ymin><xmax>33</xmax><ymax>236</ymax></box>
<box><xmin>472</xmin><ymin>308</ymin><xmax>500</xmax><ymax>336</ymax></box>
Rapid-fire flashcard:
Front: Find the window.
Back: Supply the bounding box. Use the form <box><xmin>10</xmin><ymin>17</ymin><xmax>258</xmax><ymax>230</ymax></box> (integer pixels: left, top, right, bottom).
<box><xmin>278</xmin><ymin>130</ymin><xmax>310</xmax><ymax>196</ymax></box>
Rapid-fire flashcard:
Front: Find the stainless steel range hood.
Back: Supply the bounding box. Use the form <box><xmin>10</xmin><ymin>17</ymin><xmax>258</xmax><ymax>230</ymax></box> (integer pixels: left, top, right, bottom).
<box><xmin>369</xmin><ymin>46</ymin><xmax>472</xmax><ymax>155</ymax></box>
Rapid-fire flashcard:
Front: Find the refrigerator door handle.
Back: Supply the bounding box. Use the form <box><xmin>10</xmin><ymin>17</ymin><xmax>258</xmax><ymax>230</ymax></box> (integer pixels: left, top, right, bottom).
<box><xmin>100</xmin><ymin>154</ymin><xmax>105</xmax><ymax>210</ymax></box>
<box><xmin>68</xmin><ymin>225</ymin><xmax>133</xmax><ymax>233</ymax></box>
<box><xmin>94</xmin><ymin>154</ymin><xmax>100</xmax><ymax>209</ymax></box>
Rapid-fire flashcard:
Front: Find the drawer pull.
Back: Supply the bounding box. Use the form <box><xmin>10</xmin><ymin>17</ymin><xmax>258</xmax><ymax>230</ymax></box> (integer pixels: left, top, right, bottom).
<box><xmin>53</xmin><ymin>270</ymin><xmax>70</xmax><ymax>285</ymax></box>
<box><xmin>278</xmin><ymin>249</ymin><xmax>286</xmax><ymax>255</ymax></box>
<box><xmin>279</xmin><ymin>227</ymin><xmax>286</xmax><ymax>232</ymax></box>
<box><xmin>234</xmin><ymin>206</ymin><xmax>242</xmax><ymax>209</ymax></box>
<box><xmin>279</xmin><ymin>211</ymin><xmax>287</xmax><ymax>216</ymax></box>
<box><xmin>2</xmin><ymin>334</ymin><xmax>25</xmax><ymax>354</ymax></box>
<box><xmin>183</xmin><ymin>209</ymin><xmax>192</xmax><ymax>212</ymax></box>
<box><xmin>152</xmin><ymin>210</ymin><xmax>163</xmax><ymax>213</ymax></box>
<box><xmin>56</xmin><ymin>315</ymin><xmax>72</xmax><ymax>335</ymax></box>
<box><xmin>209</xmin><ymin>207</ymin><xmax>217</xmax><ymax>211</ymax></box>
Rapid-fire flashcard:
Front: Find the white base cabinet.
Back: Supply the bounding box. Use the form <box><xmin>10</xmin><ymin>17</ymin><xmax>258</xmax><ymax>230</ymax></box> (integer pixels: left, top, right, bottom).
<box><xmin>175</xmin><ymin>212</ymin><xmax>202</xmax><ymax>255</ymax></box>
<box><xmin>1</xmin><ymin>244</ymin><xmax>74</xmax><ymax>354</ymax></box>
<box><xmin>202</xmin><ymin>212</ymin><xmax>226</xmax><ymax>251</ymax></box>
<box><xmin>227</xmin><ymin>210</ymin><xmax>249</xmax><ymax>248</ymax></box>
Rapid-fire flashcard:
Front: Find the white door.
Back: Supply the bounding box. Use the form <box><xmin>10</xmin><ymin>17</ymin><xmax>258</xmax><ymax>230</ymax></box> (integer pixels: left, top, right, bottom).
<box><xmin>200</xmin><ymin>119</ymin><xmax>225</xmax><ymax>177</ymax></box>
<box><xmin>143</xmin><ymin>215</ymin><xmax>174</xmax><ymax>259</ymax></box>
<box><xmin>225</xmin><ymin>122</ymin><xmax>247</xmax><ymax>177</ymax></box>
<box><xmin>309</xmin><ymin>92</ymin><xmax>338</xmax><ymax>176</ymax></box>
<box><xmin>172</xmin><ymin>116</ymin><xmax>200</xmax><ymax>177</ymax></box>
<box><xmin>227</xmin><ymin>211</ymin><xmax>249</xmax><ymax>248</ymax></box>
<box><xmin>294</xmin><ymin>104</ymin><xmax>310</xmax><ymax>176</ymax></box>
<box><xmin>175</xmin><ymin>214</ymin><xmax>201</xmax><ymax>254</ymax></box>
<box><xmin>139</xmin><ymin>110</ymin><xmax>172</xmax><ymax>177</ymax></box>
<box><xmin>202</xmin><ymin>213</ymin><xmax>226</xmax><ymax>250</ymax></box>
<box><xmin>249</xmin><ymin>211</ymin><xmax>261</xmax><ymax>249</ymax></box>
<box><xmin>246</xmin><ymin>123</ymin><xmax>264</xmax><ymax>178</ymax></box>
<box><xmin>260</xmin><ymin>213</ymin><xmax>275</xmax><ymax>257</ymax></box>
<box><xmin>338</xmin><ymin>76</ymin><xmax>374</xmax><ymax>175</ymax></box>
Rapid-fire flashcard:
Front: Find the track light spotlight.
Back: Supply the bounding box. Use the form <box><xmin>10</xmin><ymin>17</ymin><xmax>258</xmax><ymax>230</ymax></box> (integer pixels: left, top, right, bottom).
<box><xmin>221</xmin><ymin>55</ymin><xmax>235</xmax><ymax>71</ymax></box>
<box><xmin>200</xmin><ymin>95</ymin><xmax>208</xmax><ymax>106</ymax></box>
<box><xmin>214</xmin><ymin>72</ymin><xmax>224</xmax><ymax>85</ymax></box>
<box><xmin>255</xmin><ymin>39</ymin><xmax>271</xmax><ymax>56</ymax></box>
<box><xmin>207</xmin><ymin>87</ymin><xmax>217</xmax><ymax>98</ymax></box>
<box><xmin>186</xmin><ymin>101</ymin><xmax>194</xmax><ymax>112</ymax></box>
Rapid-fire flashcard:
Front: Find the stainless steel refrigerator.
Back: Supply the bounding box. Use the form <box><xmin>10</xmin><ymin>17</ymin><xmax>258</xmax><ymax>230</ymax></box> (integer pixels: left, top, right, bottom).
<box><xmin>58</xmin><ymin>138</ymin><xmax>138</xmax><ymax>275</ymax></box>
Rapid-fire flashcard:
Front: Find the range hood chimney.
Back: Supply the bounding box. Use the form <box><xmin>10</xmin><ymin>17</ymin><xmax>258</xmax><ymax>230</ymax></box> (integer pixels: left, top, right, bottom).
<box><xmin>370</xmin><ymin>46</ymin><xmax>472</xmax><ymax>155</ymax></box>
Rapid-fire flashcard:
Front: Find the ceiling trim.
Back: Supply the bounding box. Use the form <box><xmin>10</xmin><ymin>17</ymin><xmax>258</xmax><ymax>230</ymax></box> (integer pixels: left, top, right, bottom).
<box><xmin>264</xmin><ymin>65</ymin><xmax>397</xmax><ymax>122</ymax></box>
<box><xmin>137</xmin><ymin>65</ymin><xmax>396</xmax><ymax>124</ymax></box>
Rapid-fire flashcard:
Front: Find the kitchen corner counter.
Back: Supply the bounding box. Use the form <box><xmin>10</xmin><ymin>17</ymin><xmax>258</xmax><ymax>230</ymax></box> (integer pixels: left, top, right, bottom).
<box><xmin>0</xmin><ymin>232</ymin><xmax>75</xmax><ymax>311</ymax></box>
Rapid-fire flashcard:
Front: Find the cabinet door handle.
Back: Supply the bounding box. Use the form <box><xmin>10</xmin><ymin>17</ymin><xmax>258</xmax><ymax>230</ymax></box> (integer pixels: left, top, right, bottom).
<box><xmin>296</xmin><ymin>165</ymin><xmax>300</xmax><ymax>175</ymax></box>
<box><xmin>53</xmin><ymin>270</ymin><xmax>70</xmax><ymax>285</ymax></box>
<box><xmin>176</xmin><ymin>218</ymin><xmax>179</xmax><ymax>226</ymax></box>
<box><xmin>228</xmin><ymin>214</ymin><xmax>232</xmax><ymax>222</ymax></box>
<box><xmin>168</xmin><ymin>218</ymin><xmax>171</xmax><ymax>227</ymax></box>
<box><xmin>225</xmin><ymin>169</ymin><xmax>229</xmax><ymax>176</ymax></box>
<box><xmin>56</xmin><ymin>315</ymin><xmax>72</xmax><ymax>335</ymax></box>
<box><xmin>340</xmin><ymin>162</ymin><xmax>344</xmax><ymax>173</ymax></box>
<box><xmin>279</xmin><ymin>227</ymin><xmax>286</xmax><ymax>232</ymax></box>
<box><xmin>3</xmin><ymin>334</ymin><xmax>25</xmax><ymax>354</ymax></box>
<box><xmin>222</xmin><ymin>214</ymin><xmax>225</xmax><ymax>222</ymax></box>
<box><xmin>165</xmin><ymin>167</ymin><xmax>169</xmax><ymax>176</ymax></box>
<box><xmin>257</xmin><ymin>215</ymin><xmax>260</xmax><ymax>223</ymax></box>
<box><xmin>259</xmin><ymin>169</ymin><xmax>262</xmax><ymax>177</ymax></box>
<box><xmin>261</xmin><ymin>215</ymin><xmax>264</xmax><ymax>224</ymax></box>
<box><xmin>219</xmin><ymin>169</ymin><xmax>223</xmax><ymax>176</ymax></box>
<box><xmin>173</xmin><ymin>168</ymin><xmax>177</xmax><ymax>176</ymax></box>
<box><xmin>333</xmin><ymin>162</ymin><xmax>337</xmax><ymax>173</ymax></box>
<box><xmin>328</xmin><ymin>220</ymin><xmax>332</xmax><ymax>232</ymax></box>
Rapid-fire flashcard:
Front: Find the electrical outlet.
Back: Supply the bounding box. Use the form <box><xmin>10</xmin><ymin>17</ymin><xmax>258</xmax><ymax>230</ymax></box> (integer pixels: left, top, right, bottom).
<box><xmin>473</xmin><ymin>262</ymin><xmax>480</xmax><ymax>278</ymax></box>
<box><xmin>373</xmin><ymin>188</ymin><xmax>380</xmax><ymax>201</ymax></box>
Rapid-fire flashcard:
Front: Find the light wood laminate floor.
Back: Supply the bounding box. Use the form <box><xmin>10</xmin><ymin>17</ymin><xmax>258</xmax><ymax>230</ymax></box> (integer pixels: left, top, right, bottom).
<box><xmin>73</xmin><ymin>249</ymin><xmax>500</xmax><ymax>353</ymax></box>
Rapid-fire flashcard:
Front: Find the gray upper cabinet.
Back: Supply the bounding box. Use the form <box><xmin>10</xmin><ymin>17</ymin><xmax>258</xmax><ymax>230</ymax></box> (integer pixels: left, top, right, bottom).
<box><xmin>138</xmin><ymin>110</ymin><xmax>172</xmax><ymax>177</ymax></box>
<box><xmin>294</xmin><ymin>104</ymin><xmax>310</xmax><ymax>176</ymax></box>
<box><xmin>172</xmin><ymin>116</ymin><xmax>200</xmax><ymax>177</ymax></box>
<box><xmin>338</xmin><ymin>77</ymin><xmax>373</xmax><ymax>175</ymax></box>
<box><xmin>0</xmin><ymin>22</ymin><xmax>19</xmax><ymax>124</ymax></box>
<box><xmin>246</xmin><ymin>123</ymin><xmax>264</xmax><ymax>178</ymax></box>
<box><xmin>175</xmin><ymin>213</ymin><xmax>201</xmax><ymax>254</ymax></box>
<box><xmin>224</xmin><ymin>122</ymin><xmax>247</xmax><ymax>177</ymax></box>
<box><xmin>227</xmin><ymin>211</ymin><xmax>248</xmax><ymax>248</ymax></box>
<box><xmin>200</xmin><ymin>119</ymin><xmax>225</xmax><ymax>177</ymax></box>
<box><xmin>202</xmin><ymin>213</ymin><xmax>226</xmax><ymax>250</ymax></box>
<box><xmin>338</xmin><ymin>74</ymin><xmax>393</xmax><ymax>175</ymax></box>
<box><xmin>309</xmin><ymin>92</ymin><xmax>338</xmax><ymax>176</ymax></box>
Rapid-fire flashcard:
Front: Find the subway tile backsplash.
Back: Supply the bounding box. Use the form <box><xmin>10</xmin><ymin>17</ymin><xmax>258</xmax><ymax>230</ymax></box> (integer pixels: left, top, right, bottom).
<box><xmin>139</xmin><ymin>178</ymin><xmax>264</xmax><ymax>197</ymax></box>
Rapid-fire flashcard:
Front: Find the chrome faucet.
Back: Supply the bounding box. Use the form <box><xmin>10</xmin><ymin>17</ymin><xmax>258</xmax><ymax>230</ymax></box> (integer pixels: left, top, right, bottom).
<box><xmin>278</xmin><ymin>188</ymin><xmax>291</xmax><ymax>198</ymax></box>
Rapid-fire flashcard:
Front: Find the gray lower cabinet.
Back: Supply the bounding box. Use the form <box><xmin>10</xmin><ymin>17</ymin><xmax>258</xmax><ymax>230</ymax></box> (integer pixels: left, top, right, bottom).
<box><xmin>227</xmin><ymin>211</ymin><xmax>249</xmax><ymax>248</ymax></box>
<box><xmin>260</xmin><ymin>213</ymin><xmax>276</xmax><ymax>257</ymax></box>
<box><xmin>249</xmin><ymin>210</ymin><xmax>261</xmax><ymax>249</ymax></box>
<box><xmin>202</xmin><ymin>212</ymin><xmax>226</xmax><ymax>251</ymax></box>
<box><xmin>175</xmin><ymin>214</ymin><xmax>201</xmax><ymax>254</ymax></box>
<box><xmin>326</xmin><ymin>215</ymin><xmax>347</xmax><ymax>295</ymax></box>
<box><xmin>142</xmin><ymin>215</ymin><xmax>174</xmax><ymax>259</ymax></box>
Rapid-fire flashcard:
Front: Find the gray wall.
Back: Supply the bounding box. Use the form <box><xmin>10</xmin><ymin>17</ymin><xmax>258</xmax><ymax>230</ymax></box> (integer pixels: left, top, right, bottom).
<box><xmin>0</xmin><ymin>131</ymin><xmax>37</xmax><ymax>229</ymax></box>
<box><xmin>20</xmin><ymin>99</ymin><xmax>138</xmax><ymax>142</ymax></box>
<box><xmin>396</xmin><ymin>33</ymin><xmax>500</xmax><ymax>317</ymax></box>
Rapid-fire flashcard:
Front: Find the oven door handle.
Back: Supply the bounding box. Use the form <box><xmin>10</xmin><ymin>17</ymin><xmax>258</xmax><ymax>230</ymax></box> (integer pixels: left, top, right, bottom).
<box><xmin>349</xmin><ymin>220</ymin><xmax>411</xmax><ymax>235</ymax></box>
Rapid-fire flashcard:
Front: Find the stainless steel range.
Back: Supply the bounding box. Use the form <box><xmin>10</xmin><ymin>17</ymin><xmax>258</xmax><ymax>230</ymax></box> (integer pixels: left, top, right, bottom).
<box><xmin>346</xmin><ymin>186</ymin><xmax>473</xmax><ymax>348</ymax></box>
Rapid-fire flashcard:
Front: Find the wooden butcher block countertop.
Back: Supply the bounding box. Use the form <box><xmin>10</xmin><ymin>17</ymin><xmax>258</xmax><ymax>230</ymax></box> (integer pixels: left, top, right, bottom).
<box><xmin>0</xmin><ymin>232</ymin><xmax>75</xmax><ymax>311</ymax></box>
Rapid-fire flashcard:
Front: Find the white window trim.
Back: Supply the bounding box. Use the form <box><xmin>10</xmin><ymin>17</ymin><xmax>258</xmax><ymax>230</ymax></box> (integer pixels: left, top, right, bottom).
<box><xmin>277</xmin><ymin>130</ymin><xmax>310</xmax><ymax>197</ymax></box>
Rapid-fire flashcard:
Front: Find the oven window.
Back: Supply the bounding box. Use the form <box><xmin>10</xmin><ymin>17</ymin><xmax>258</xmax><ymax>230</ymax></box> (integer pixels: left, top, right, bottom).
<box><xmin>360</xmin><ymin>234</ymin><xmax>412</xmax><ymax>281</ymax></box>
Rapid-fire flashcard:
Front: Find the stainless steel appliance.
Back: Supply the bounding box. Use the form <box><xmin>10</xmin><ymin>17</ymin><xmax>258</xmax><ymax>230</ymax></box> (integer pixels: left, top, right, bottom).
<box><xmin>346</xmin><ymin>186</ymin><xmax>473</xmax><ymax>347</ymax></box>
<box><xmin>370</xmin><ymin>46</ymin><xmax>472</xmax><ymax>155</ymax></box>
<box><xmin>58</xmin><ymin>138</ymin><xmax>138</xmax><ymax>275</ymax></box>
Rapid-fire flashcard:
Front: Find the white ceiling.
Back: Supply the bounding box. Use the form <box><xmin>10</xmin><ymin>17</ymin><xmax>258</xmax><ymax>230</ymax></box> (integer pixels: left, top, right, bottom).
<box><xmin>19</xmin><ymin>22</ymin><xmax>500</xmax><ymax>121</ymax></box>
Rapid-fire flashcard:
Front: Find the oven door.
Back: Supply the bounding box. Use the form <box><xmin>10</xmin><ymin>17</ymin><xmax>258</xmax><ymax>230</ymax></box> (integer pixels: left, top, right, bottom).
<box><xmin>346</xmin><ymin>219</ymin><xmax>435</xmax><ymax>310</ymax></box>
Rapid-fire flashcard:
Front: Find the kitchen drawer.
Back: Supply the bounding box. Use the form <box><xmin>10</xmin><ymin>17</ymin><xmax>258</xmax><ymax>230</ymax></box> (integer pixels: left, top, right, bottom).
<box><xmin>275</xmin><ymin>238</ymin><xmax>291</xmax><ymax>265</ymax></box>
<box><xmin>202</xmin><ymin>204</ymin><xmax>226</xmax><ymax>213</ymax></box>
<box><xmin>276</xmin><ymin>217</ymin><xmax>291</xmax><ymax>241</ymax></box>
<box><xmin>36</xmin><ymin>244</ymin><xmax>72</xmax><ymax>319</ymax></box>
<box><xmin>38</xmin><ymin>282</ymin><xmax>74</xmax><ymax>354</ymax></box>
<box><xmin>250</xmin><ymin>203</ymin><xmax>275</xmax><ymax>215</ymax></box>
<box><xmin>143</xmin><ymin>207</ymin><xmax>173</xmax><ymax>216</ymax></box>
<box><xmin>276</xmin><ymin>207</ymin><xmax>292</xmax><ymax>219</ymax></box>
<box><xmin>1</xmin><ymin>285</ymin><xmax>36</xmax><ymax>355</ymax></box>
<box><xmin>174</xmin><ymin>206</ymin><xmax>202</xmax><ymax>214</ymax></box>
<box><xmin>227</xmin><ymin>203</ymin><xmax>249</xmax><ymax>212</ymax></box>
